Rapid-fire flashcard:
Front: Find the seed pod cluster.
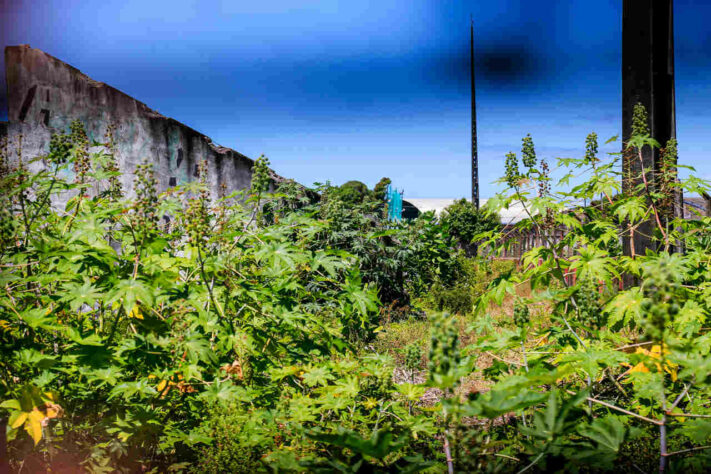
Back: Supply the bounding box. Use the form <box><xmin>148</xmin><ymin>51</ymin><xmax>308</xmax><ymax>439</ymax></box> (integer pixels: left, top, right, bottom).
<box><xmin>185</xmin><ymin>160</ymin><xmax>211</xmax><ymax>245</ymax></box>
<box><xmin>428</xmin><ymin>315</ymin><xmax>461</xmax><ymax>384</ymax></box>
<box><xmin>641</xmin><ymin>266</ymin><xmax>680</xmax><ymax>341</ymax></box>
<box><xmin>102</xmin><ymin>123</ymin><xmax>123</xmax><ymax>199</ymax></box>
<box><xmin>48</xmin><ymin>133</ymin><xmax>73</xmax><ymax>165</ymax></box>
<box><xmin>521</xmin><ymin>134</ymin><xmax>537</xmax><ymax>169</ymax></box>
<box><xmin>0</xmin><ymin>137</ymin><xmax>7</xmax><ymax>177</ymax></box>
<box><xmin>404</xmin><ymin>343</ymin><xmax>422</xmax><ymax>374</ymax></box>
<box><xmin>631</xmin><ymin>103</ymin><xmax>650</xmax><ymax>137</ymax></box>
<box><xmin>185</xmin><ymin>197</ymin><xmax>210</xmax><ymax>245</ymax></box>
<box><xmin>0</xmin><ymin>201</ymin><xmax>16</xmax><ymax>247</ymax></box>
<box><xmin>575</xmin><ymin>276</ymin><xmax>603</xmax><ymax>329</ymax></box>
<box><xmin>513</xmin><ymin>304</ymin><xmax>530</xmax><ymax>328</ymax></box>
<box><xmin>131</xmin><ymin>161</ymin><xmax>159</xmax><ymax>241</ymax></box>
<box><xmin>504</xmin><ymin>152</ymin><xmax>521</xmax><ymax>188</ymax></box>
<box><xmin>585</xmin><ymin>132</ymin><xmax>599</xmax><ymax>165</ymax></box>
<box><xmin>251</xmin><ymin>155</ymin><xmax>271</xmax><ymax>196</ymax></box>
<box><xmin>0</xmin><ymin>139</ymin><xmax>13</xmax><ymax>245</ymax></box>
<box><xmin>70</xmin><ymin>120</ymin><xmax>90</xmax><ymax>183</ymax></box>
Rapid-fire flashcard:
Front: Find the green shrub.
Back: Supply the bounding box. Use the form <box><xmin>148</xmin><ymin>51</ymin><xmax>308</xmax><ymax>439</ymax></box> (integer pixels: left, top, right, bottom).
<box><xmin>197</xmin><ymin>404</ymin><xmax>276</xmax><ymax>473</ymax></box>
<box><xmin>440</xmin><ymin>199</ymin><xmax>500</xmax><ymax>256</ymax></box>
<box><xmin>421</xmin><ymin>255</ymin><xmax>514</xmax><ymax>315</ymax></box>
<box><xmin>373</xmin><ymin>177</ymin><xmax>392</xmax><ymax>201</ymax></box>
<box><xmin>430</xmin><ymin>282</ymin><xmax>474</xmax><ymax>315</ymax></box>
<box><xmin>336</xmin><ymin>180</ymin><xmax>371</xmax><ymax>204</ymax></box>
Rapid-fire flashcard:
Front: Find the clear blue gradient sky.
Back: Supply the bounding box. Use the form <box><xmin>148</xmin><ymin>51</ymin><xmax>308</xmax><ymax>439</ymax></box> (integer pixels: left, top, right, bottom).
<box><xmin>1</xmin><ymin>0</ymin><xmax>709</xmax><ymax>198</ymax></box>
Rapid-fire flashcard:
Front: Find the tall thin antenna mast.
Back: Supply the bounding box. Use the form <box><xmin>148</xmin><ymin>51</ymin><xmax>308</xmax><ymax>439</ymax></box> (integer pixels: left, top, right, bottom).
<box><xmin>470</xmin><ymin>17</ymin><xmax>479</xmax><ymax>209</ymax></box>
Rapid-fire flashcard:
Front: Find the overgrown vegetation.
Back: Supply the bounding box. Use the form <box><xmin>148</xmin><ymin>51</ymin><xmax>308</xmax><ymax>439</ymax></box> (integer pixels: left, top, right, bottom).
<box><xmin>2</xmin><ymin>105</ymin><xmax>711</xmax><ymax>473</ymax></box>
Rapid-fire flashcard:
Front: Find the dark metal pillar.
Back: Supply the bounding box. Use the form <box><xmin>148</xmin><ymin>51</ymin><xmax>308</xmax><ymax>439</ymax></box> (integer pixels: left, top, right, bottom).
<box><xmin>471</xmin><ymin>19</ymin><xmax>479</xmax><ymax>209</ymax></box>
<box><xmin>622</xmin><ymin>0</ymin><xmax>677</xmax><ymax>256</ymax></box>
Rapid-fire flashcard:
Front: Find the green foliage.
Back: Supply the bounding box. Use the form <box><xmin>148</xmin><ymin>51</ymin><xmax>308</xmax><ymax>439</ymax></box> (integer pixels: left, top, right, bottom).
<box><xmin>425</xmin><ymin>256</ymin><xmax>512</xmax><ymax>316</ymax></box>
<box><xmin>440</xmin><ymin>198</ymin><xmax>499</xmax><ymax>256</ymax></box>
<box><xmin>313</xmin><ymin>187</ymin><xmax>456</xmax><ymax>306</ymax></box>
<box><xmin>0</xmin><ymin>125</ymin><xmax>397</xmax><ymax>470</ymax></box>
<box><xmin>513</xmin><ymin>303</ymin><xmax>530</xmax><ymax>328</ymax></box>
<box><xmin>373</xmin><ymin>177</ymin><xmax>392</xmax><ymax>201</ymax></box>
<box><xmin>5</xmin><ymin>108</ymin><xmax>711</xmax><ymax>472</ymax></box>
<box><xmin>428</xmin><ymin>314</ymin><xmax>469</xmax><ymax>390</ymax></box>
<box><xmin>404</xmin><ymin>343</ymin><xmax>422</xmax><ymax>374</ymax></box>
<box><xmin>430</xmin><ymin>282</ymin><xmax>473</xmax><ymax>315</ymax></box>
<box><xmin>472</xmin><ymin>121</ymin><xmax>711</xmax><ymax>471</ymax></box>
<box><xmin>336</xmin><ymin>180</ymin><xmax>371</xmax><ymax>205</ymax></box>
<box><xmin>0</xmin><ymin>124</ymin><xmax>464</xmax><ymax>471</ymax></box>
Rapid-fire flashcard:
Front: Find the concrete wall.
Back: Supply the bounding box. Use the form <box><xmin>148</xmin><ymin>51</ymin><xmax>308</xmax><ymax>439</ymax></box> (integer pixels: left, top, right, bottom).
<box><xmin>1</xmin><ymin>45</ymin><xmax>286</xmax><ymax>198</ymax></box>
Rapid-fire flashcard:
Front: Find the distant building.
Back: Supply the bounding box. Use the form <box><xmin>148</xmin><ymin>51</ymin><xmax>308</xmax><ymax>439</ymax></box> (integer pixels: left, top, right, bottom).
<box><xmin>1</xmin><ymin>45</ymin><xmax>289</xmax><ymax>201</ymax></box>
<box><xmin>406</xmin><ymin>198</ymin><xmax>529</xmax><ymax>224</ymax></box>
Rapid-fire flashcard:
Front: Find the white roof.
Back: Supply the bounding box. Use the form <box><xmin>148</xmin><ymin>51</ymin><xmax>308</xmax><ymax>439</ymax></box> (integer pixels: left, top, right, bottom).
<box><xmin>406</xmin><ymin>198</ymin><xmax>528</xmax><ymax>224</ymax></box>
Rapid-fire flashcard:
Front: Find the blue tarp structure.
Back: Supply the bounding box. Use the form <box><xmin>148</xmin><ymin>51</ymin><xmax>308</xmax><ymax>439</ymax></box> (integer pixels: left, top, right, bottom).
<box><xmin>385</xmin><ymin>184</ymin><xmax>403</xmax><ymax>221</ymax></box>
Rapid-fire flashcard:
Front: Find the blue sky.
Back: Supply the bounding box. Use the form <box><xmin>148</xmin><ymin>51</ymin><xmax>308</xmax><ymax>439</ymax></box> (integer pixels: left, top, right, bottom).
<box><xmin>1</xmin><ymin>0</ymin><xmax>710</xmax><ymax>198</ymax></box>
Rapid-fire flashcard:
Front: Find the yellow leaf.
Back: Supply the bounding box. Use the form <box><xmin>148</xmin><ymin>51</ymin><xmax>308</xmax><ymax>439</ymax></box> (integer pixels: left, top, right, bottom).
<box><xmin>624</xmin><ymin>344</ymin><xmax>677</xmax><ymax>380</ymax></box>
<box><xmin>628</xmin><ymin>362</ymin><xmax>649</xmax><ymax>374</ymax></box>
<box><xmin>156</xmin><ymin>380</ymin><xmax>168</xmax><ymax>392</ymax></box>
<box><xmin>129</xmin><ymin>305</ymin><xmax>143</xmax><ymax>320</ymax></box>
<box><xmin>10</xmin><ymin>412</ymin><xmax>28</xmax><ymax>429</ymax></box>
<box><xmin>26</xmin><ymin>409</ymin><xmax>44</xmax><ymax>445</ymax></box>
<box><xmin>363</xmin><ymin>397</ymin><xmax>378</xmax><ymax>409</ymax></box>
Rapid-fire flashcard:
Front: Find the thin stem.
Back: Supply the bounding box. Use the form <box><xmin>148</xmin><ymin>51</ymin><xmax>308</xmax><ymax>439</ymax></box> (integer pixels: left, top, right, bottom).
<box><xmin>511</xmin><ymin>187</ymin><xmax>586</xmax><ymax>350</ymax></box>
<box><xmin>442</xmin><ymin>395</ymin><xmax>454</xmax><ymax>474</ymax></box>
<box><xmin>607</xmin><ymin>371</ymin><xmax>628</xmax><ymax>397</ymax></box>
<box><xmin>665</xmin><ymin>413</ymin><xmax>711</xmax><ymax>419</ymax></box>
<box><xmin>565</xmin><ymin>390</ymin><xmax>661</xmax><ymax>425</ymax></box>
<box><xmin>517</xmin><ymin>452</ymin><xmax>544</xmax><ymax>474</ymax></box>
<box><xmin>636</xmin><ymin>147</ymin><xmax>669</xmax><ymax>247</ymax></box>
<box><xmin>197</xmin><ymin>244</ymin><xmax>225</xmax><ymax>319</ymax></box>
<box><xmin>663</xmin><ymin>445</ymin><xmax>711</xmax><ymax>457</ymax></box>
<box><xmin>561</xmin><ymin>302</ymin><xmax>588</xmax><ymax>350</ymax></box>
<box><xmin>485</xmin><ymin>351</ymin><xmax>524</xmax><ymax>367</ymax></box>
<box><xmin>493</xmin><ymin>453</ymin><xmax>520</xmax><ymax>462</ymax></box>
<box><xmin>443</xmin><ymin>436</ymin><xmax>454</xmax><ymax>474</ymax></box>
<box><xmin>668</xmin><ymin>383</ymin><xmax>691</xmax><ymax>413</ymax></box>
<box><xmin>616</xmin><ymin>341</ymin><xmax>655</xmax><ymax>352</ymax></box>
<box><xmin>660</xmin><ymin>351</ymin><xmax>668</xmax><ymax>473</ymax></box>
<box><xmin>27</xmin><ymin>163</ymin><xmax>60</xmax><ymax>230</ymax></box>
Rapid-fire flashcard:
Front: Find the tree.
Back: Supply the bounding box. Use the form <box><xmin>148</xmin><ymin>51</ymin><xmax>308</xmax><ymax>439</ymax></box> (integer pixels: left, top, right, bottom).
<box><xmin>336</xmin><ymin>180</ymin><xmax>371</xmax><ymax>205</ymax></box>
<box><xmin>440</xmin><ymin>199</ymin><xmax>499</xmax><ymax>256</ymax></box>
<box><xmin>373</xmin><ymin>177</ymin><xmax>392</xmax><ymax>201</ymax></box>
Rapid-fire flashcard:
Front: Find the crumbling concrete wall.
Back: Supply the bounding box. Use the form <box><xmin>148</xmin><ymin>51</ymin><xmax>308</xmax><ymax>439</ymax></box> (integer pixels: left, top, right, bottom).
<box><xmin>1</xmin><ymin>45</ymin><xmax>286</xmax><ymax>198</ymax></box>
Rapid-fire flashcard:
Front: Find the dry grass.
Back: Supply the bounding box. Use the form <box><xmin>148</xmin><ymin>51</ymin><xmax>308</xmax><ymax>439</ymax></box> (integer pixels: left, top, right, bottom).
<box><xmin>374</xmin><ymin>276</ymin><xmax>556</xmax><ymax>407</ymax></box>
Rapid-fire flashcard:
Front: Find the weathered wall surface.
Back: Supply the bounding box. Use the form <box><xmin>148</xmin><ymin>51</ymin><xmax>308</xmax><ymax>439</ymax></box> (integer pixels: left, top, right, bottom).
<box><xmin>1</xmin><ymin>45</ymin><xmax>286</xmax><ymax>198</ymax></box>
